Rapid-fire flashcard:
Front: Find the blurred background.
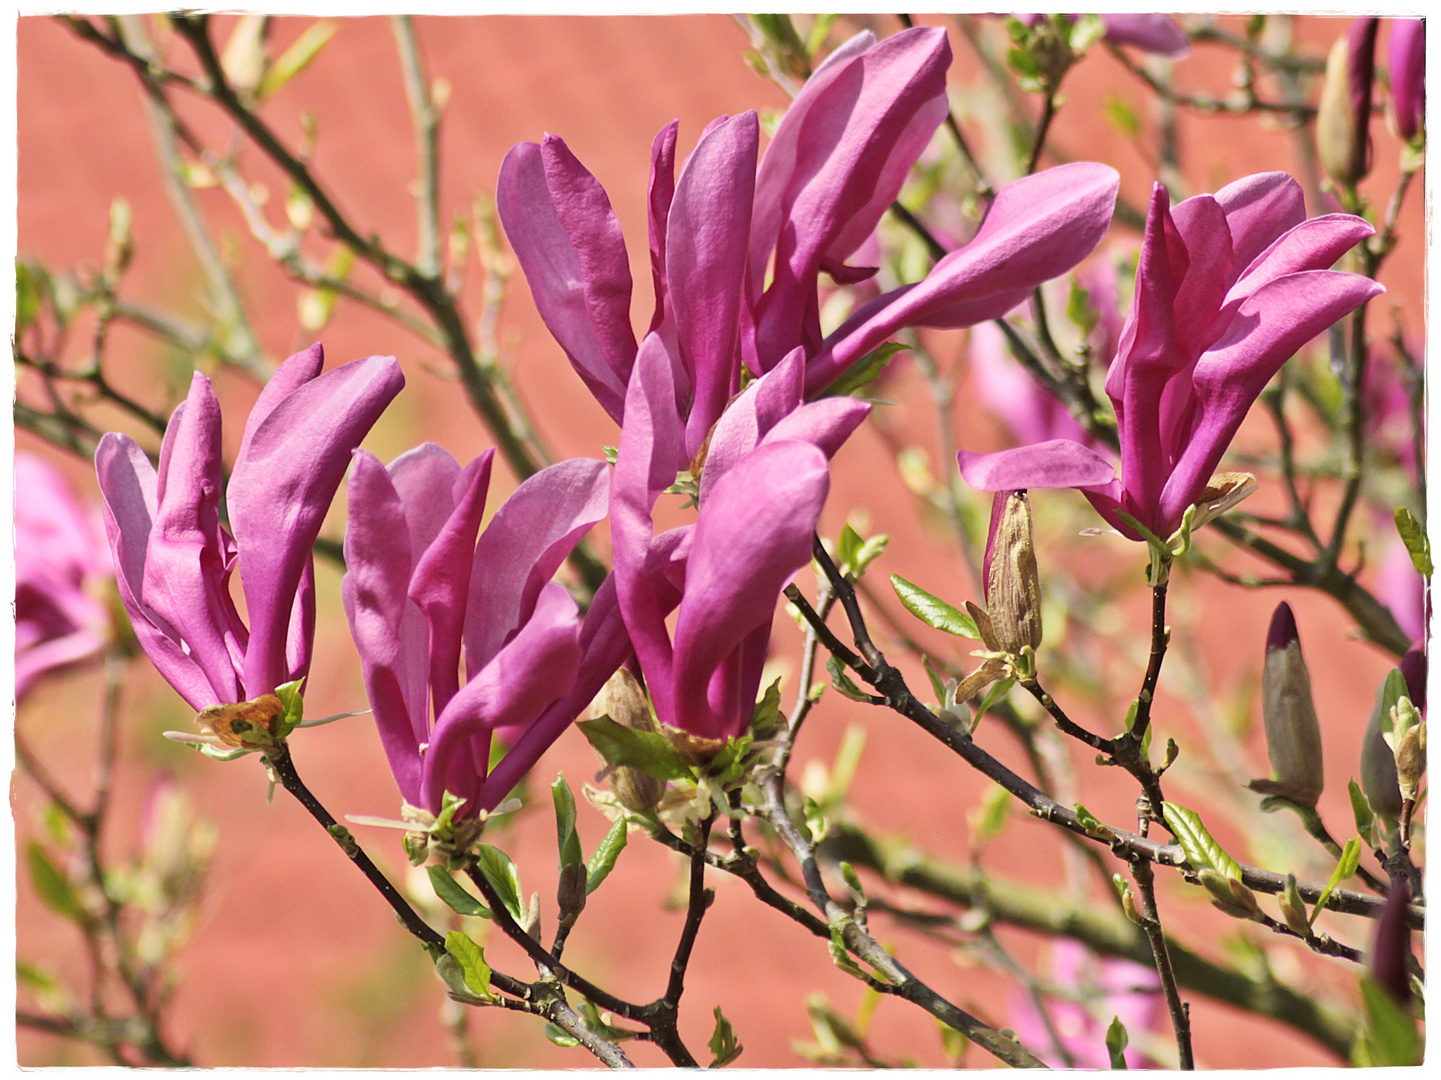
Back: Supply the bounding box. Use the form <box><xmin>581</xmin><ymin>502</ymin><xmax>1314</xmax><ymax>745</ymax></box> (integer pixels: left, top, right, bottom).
<box><xmin>15</xmin><ymin>13</ymin><xmax>1425</xmax><ymax>1068</ymax></box>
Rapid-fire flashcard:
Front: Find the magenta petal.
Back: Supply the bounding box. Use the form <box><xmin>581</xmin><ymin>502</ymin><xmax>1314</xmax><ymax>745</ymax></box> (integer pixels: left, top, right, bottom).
<box><xmin>388</xmin><ymin>443</ymin><xmax>465</xmax><ymax>560</ymax></box>
<box><xmin>763</xmin><ymin>397</ymin><xmax>871</xmax><ymax>460</ymax></box>
<box><xmin>958</xmin><ymin>440</ymin><xmax>1118</xmax><ymax>492</ymax></box>
<box><xmin>229</xmin><ymin>353</ymin><xmax>403</xmax><ymax>697</ymax></box>
<box><xmin>342</xmin><ymin>450</ymin><xmax>429</xmax><ymax>805</ymax></box>
<box><xmin>237</xmin><ymin>344</ymin><xmax>324</xmax><ymax>465</ymax></box>
<box><xmin>666</xmin><ymin>111</ymin><xmax>757</xmax><ymax>456</ymax></box>
<box><xmin>95</xmin><ymin>434</ymin><xmax>215</xmax><ymax>710</ymax></box>
<box><xmin>143</xmin><ymin>373</ymin><xmax>244</xmax><ymax>706</ymax></box>
<box><xmin>814</xmin><ymin>162</ymin><xmax>1119</xmax><ymax>393</ymax></box>
<box><xmin>497</xmin><ymin>139</ymin><xmax>634</xmax><ymax>423</ymax></box>
<box><xmin>1389</xmin><ymin>19</ymin><xmax>1425</xmax><ymax>142</ymax></box>
<box><xmin>464</xmin><ymin>456</ymin><xmax>609</xmax><ymax>674</ymax></box>
<box><xmin>422</xmin><ymin>582</ymin><xmax>582</xmax><ymax>816</ymax></box>
<box><xmin>411</xmin><ymin>452</ymin><xmax>494</xmax><ymax>717</ymax></box>
<box><xmin>285</xmin><ymin>559</ymin><xmax>316</xmax><ymax>685</ymax></box>
<box><xmin>1102</xmin><ymin>14</ymin><xmax>1189</xmax><ymax>57</ymax></box>
<box><xmin>1225</xmin><ymin>214</ymin><xmax>1375</xmax><ymax>309</ymax></box>
<box><xmin>647</xmin><ymin>119</ymin><xmax>679</xmax><ymax>333</ymax></box>
<box><xmin>1156</xmin><ymin>271</ymin><xmax>1384</xmax><ymax>531</ymax></box>
<box><xmin>671</xmin><ymin>440</ymin><xmax>829</xmax><ymax>738</ymax></box>
<box><xmin>1212</xmin><ymin>172</ymin><xmax>1307</xmax><ymax>276</ymax></box>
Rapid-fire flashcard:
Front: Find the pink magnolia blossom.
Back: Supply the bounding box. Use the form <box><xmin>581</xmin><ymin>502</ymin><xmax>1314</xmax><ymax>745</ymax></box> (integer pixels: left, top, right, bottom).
<box><xmin>14</xmin><ymin>453</ymin><xmax>114</xmax><ymax>699</ymax></box>
<box><xmin>960</xmin><ymin>173</ymin><xmax>1383</xmax><ymax>540</ymax></box>
<box><xmin>969</xmin><ymin>321</ymin><xmax>1090</xmax><ymax>447</ymax></box>
<box><xmin>343</xmin><ymin>447</ymin><xmax>615</xmax><ymax>815</ymax></box>
<box><xmin>95</xmin><ymin>345</ymin><xmax>404</xmax><ymax>711</ymax></box>
<box><xmin>1016</xmin><ymin>13</ymin><xmax>1189</xmax><ymax>57</ymax></box>
<box><xmin>1389</xmin><ymin>19</ymin><xmax>1425</xmax><ymax>142</ymax></box>
<box><xmin>1008</xmin><ymin>939</ymin><xmax>1162</xmax><ymax>1068</ymax></box>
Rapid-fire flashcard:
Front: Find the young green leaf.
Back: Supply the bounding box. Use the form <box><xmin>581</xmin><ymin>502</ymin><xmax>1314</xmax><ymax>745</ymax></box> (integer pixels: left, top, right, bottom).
<box><xmin>709</xmin><ymin>1005</ymin><xmax>745</xmax><ymax>1067</ymax></box>
<box><xmin>427</xmin><ymin>865</ymin><xmax>489</xmax><ymax>918</ymax></box>
<box><xmin>836</xmin><ymin>524</ymin><xmax>863</xmax><ymax>576</ymax></box>
<box><xmin>26</xmin><ymin>843</ymin><xmax>83</xmax><ymax>922</ymax></box>
<box><xmin>273</xmin><ymin>678</ymin><xmax>306</xmax><ymax>739</ymax></box>
<box><xmin>256</xmin><ymin>20</ymin><xmax>336</xmax><ymax>101</ymax></box>
<box><xmin>1308</xmin><ymin>837</ymin><xmax>1362</xmax><ymax>927</ymax></box>
<box><xmin>1357</xmin><ymin>976</ymin><xmax>1422</xmax><ymax>1065</ymax></box>
<box><xmin>552</xmin><ymin>776</ymin><xmax>584</xmax><ymax>871</ymax></box>
<box><xmin>1160</xmin><ymin>802</ymin><xmax>1243</xmax><ymax>882</ymax></box>
<box><xmin>1393</xmin><ymin>507</ymin><xmax>1432</xmax><ymax>577</ymax></box>
<box><xmin>750</xmin><ymin>677</ymin><xmax>784</xmax><ymax>738</ymax></box>
<box><xmin>890</xmin><ymin>574</ymin><xmax>981</xmax><ymax>638</ymax></box>
<box><xmin>1074</xmin><ymin>803</ymin><xmax>1116</xmax><ymax>841</ymax></box>
<box><xmin>1349</xmin><ymin>779</ymin><xmax>1378</xmax><ymax>848</ymax></box>
<box><xmin>443</xmin><ymin>931</ymin><xmax>494</xmax><ymax>999</ymax></box>
<box><xmin>577</xmin><ymin>717</ymin><xmax>694</xmax><ymax>782</ymax></box>
<box><xmin>471</xmin><ymin>844</ymin><xmax>524</xmax><ymax>922</ymax></box>
<box><xmin>821</xmin><ymin>341</ymin><xmax>908</xmax><ymax>398</ymax></box>
<box><xmin>1105</xmin><ymin>1016</ymin><xmax>1130</xmax><ymax>1069</ymax></box>
<box><xmin>826</xmin><ymin>656</ymin><xmax>874</xmax><ymax>702</ymax></box>
<box><xmin>586</xmin><ymin>817</ymin><xmax>628</xmax><ymax>895</ymax></box>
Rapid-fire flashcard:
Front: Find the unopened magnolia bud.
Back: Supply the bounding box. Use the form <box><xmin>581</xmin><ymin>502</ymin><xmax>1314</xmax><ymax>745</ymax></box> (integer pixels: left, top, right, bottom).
<box><xmin>1388</xmin><ymin>19</ymin><xmax>1425</xmax><ymax>143</ymax></box>
<box><xmin>1390</xmin><ymin>700</ymin><xmax>1425</xmax><ymax>804</ymax></box>
<box><xmin>1317</xmin><ymin>18</ymin><xmax>1378</xmax><ymax>186</ymax></box>
<box><xmin>1400</xmin><ymin>648</ymin><xmax>1426</xmax><ymax>713</ymax></box>
<box><xmin>220</xmin><ymin>14</ymin><xmax>270</xmax><ymax>98</ymax></box>
<box><xmin>1361</xmin><ymin>676</ymin><xmax>1404</xmax><ymax>818</ymax></box>
<box><xmin>1369</xmin><ymin>876</ymin><xmax>1413</xmax><ymax>1005</ymax></box>
<box><xmin>1250</xmin><ymin>603</ymin><xmax>1324</xmax><ymax>806</ymax></box>
<box><xmin>556</xmin><ymin>862</ymin><xmax>588</xmax><ymax>928</ymax></box>
<box><xmin>981</xmin><ymin>490</ymin><xmax>1042</xmax><ymax>654</ymax></box>
<box><xmin>592</xmin><ymin>669</ymin><xmax>665</xmax><ymax>812</ymax></box>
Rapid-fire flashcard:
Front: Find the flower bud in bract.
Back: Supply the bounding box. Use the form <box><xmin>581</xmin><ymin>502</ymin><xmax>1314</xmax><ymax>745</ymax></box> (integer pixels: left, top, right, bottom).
<box><xmin>1362</xmin><ymin>676</ymin><xmax>1405</xmax><ymax>818</ymax></box>
<box><xmin>1388</xmin><ymin>19</ymin><xmax>1425</xmax><ymax>143</ymax></box>
<box><xmin>1252</xmin><ymin>602</ymin><xmax>1324</xmax><ymax>806</ymax></box>
<box><xmin>981</xmin><ymin>490</ymin><xmax>1042</xmax><ymax>654</ymax></box>
<box><xmin>592</xmin><ymin>667</ymin><xmax>665</xmax><ymax>812</ymax></box>
<box><xmin>1317</xmin><ymin>18</ymin><xmax>1378</xmax><ymax>186</ymax></box>
<box><xmin>1369</xmin><ymin>875</ymin><xmax>1412</xmax><ymax>1005</ymax></box>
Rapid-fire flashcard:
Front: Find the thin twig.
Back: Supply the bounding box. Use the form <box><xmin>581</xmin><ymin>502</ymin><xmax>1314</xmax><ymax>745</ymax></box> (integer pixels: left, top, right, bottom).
<box><xmin>391</xmin><ymin>16</ymin><xmax>442</xmax><ymax>279</ymax></box>
<box><xmin>1131</xmin><ymin>857</ymin><xmax>1193</xmax><ymax>1069</ymax></box>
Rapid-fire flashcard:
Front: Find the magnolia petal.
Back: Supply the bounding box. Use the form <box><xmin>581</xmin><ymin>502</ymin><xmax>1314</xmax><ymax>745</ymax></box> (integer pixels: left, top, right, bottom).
<box><xmin>237</xmin><ymin>344</ymin><xmax>323</xmax><ymax>465</ymax></box>
<box><xmin>1213</xmin><ymin>172</ymin><xmax>1307</xmax><ymax>277</ymax></box>
<box><xmin>1102</xmin><ymin>14</ymin><xmax>1189</xmax><ymax>57</ymax></box>
<box><xmin>422</xmin><ymin>583</ymin><xmax>582</xmax><ymax>815</ymax></box>
<box><xmin>646</xmin><ymin>120</ymin><xmax>679</xmax><ymax>333</ymax></box>
<box><xmin>762</xmin><ymin>397</ymin><xmax>872</xmax><ymax>460</ymax></box>
<box><xmin>1225</xmin><ymin>214</ymin><xmax>1375</xmax><ymax>311</ymax></box>
<box><xmin>958</xmin><ymin>440</ymin><xmax>1118</xmax><ymax>492</ymax></box>
<box><xmin>230</xmin><ymin>353</ymin><xmax>403</xmax><ymax>697</ymax></box>
<box><xmin>1157</xmin><ymin>270</ymin><xmax>1385</xmax><ymax>532</ymax></box>
<box><xmin>95</xmin><ymin>434</ymin><xmax>215</xmax><ymax>710</ymax></box>
<box><xmin>671</xmin><ymin>440</ymin><xmax>829</xmax><ymax>738</ymax></box>
<box><xmin>143</xmin><ymin>373</ymin><xmax>243</xmax><ymax>706</ymax></box>
<box><xmin>388</xmin><ymin>442</ymin><xmax>465</xmax><ymax>561</ymax></box>
<box><xmin>464</xmin><ymin>456</ymin><xmax>608</xmax><ymax>674</ymax></box>
<box><xmin>497</xmin><ymin>139</ymin><xmax>633</xmax><ymax>422</ymax></box>
<box><xmin>699</xmin><ymin>347</ymin><xmax>805</xmax><ymax>502</ymax></box>
<box><xmin>814</xmin><ymin>162</ymin><xmax>1119</xmax><ymax>393</ymax></box>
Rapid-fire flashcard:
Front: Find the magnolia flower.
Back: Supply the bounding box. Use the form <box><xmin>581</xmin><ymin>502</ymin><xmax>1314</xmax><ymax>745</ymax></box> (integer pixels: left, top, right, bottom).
<box><xmin>343</xmin><ymin>447</ymin><xmax>613</xmax><ymax>816</ymax></box>
<box><xmin>1377</xmin><ymin>532</ymin><xmax>1428</xmax><ymax>645</ymax></box>
<box><xmin>14</xmin><ymin>453</ymin><xmax>115</xmax><ymax>699</ymax></box>
<box><xmin>1015</xmin><ymin>14</ymin><xmax>1189</xmax><ymax>58</ymax></box>
<box><xmin>1389</xmin><ymin>19</ymin><xmax>1425</xmax><ymax>143</ymax></box>
<box><xmin>611</xmin><ymin>341</ymin><xmax>868</xmax><ymax>741</ymax></box>
<box><xmin>1317</xmin><ymin>18</ymin><xmax>1378</xmax><ymax>187</ymax></box>
<box><xmin>969</xmin><ymin>321</ymin><xmax>1090</xmax><ymax>447</ymax></box>
<box><xmin>1008</xmin><ymin>939</ymin><xmax>1162</xmax><ymax>1068</ymax></box>
<box><xmin>959</xmin><ymin>173</ymin><xmax>1384</xmax><ymax>541</ymax></box>
<box><xmin>95</xmin><ymin>345</ymin><xmax>404</xmax><ymax>711</ymax></box>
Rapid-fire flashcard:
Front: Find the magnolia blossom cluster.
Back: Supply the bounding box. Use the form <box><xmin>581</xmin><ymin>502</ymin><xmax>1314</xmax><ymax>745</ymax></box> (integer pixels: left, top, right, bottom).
<box><xmin>89</xmin><ymin>27</ymin><xmax>1382</xmax><ymax>841</ymax></box>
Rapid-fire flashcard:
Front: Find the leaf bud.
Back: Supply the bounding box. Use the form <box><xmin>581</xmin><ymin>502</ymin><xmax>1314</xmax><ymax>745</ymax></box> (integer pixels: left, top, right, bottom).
<box><xmin>980</xmin><ymin>490</ymin><xmax>1042</xmax><ymax>654</ymax></box>
<box><xmin>592</xmin><ymin>668</ymin><xmax>666</xmax><ymax>812</ymax></box>
<box><xmin>1249</xmin><ymin>603</ymin><xmax>1324</xmax><ymax>806</ymax></box>
<box><xmin>556</xmin><ymin>862</ymin><xmax>588</xmax><ymax>929</ymax></box>
<box><xmin>1316</xmin><ymin>18</ymin><xmax>1378</xmax><ymax>187</ymax></box>
<box><xmin>1198</xmin><ymin>868</ymin><xmax>1262</xmax><ymax>920</ymax></box>
<box><xmin>1280</xmin><ymin>873</ymin><xmax>1311</xmax><ymax>937</ymax></box>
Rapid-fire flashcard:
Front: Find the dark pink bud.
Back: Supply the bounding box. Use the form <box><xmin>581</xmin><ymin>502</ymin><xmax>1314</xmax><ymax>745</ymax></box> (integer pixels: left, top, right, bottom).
<box><xmin>1266</xmin><ymin>601</ymin><xmax>1299</xmax><ymax>653</ymax></box>
<box><xmin>1370</xmin><ymin>875</ymin><xmax>1413</xmax><ymax>1005</ymax></box>
<box><xmin>1389</xmin><ymin>19</ymin><xmax>1425</xmax><ymax>142</ymax></box>
<box><xmin>1400</xmin><ymin>648</ymin><xmax>1426</xmax><ymax>713</ymax></box>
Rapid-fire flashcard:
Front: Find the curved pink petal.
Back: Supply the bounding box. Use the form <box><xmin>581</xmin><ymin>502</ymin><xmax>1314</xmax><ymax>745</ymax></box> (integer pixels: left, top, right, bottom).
<box><xmin>464</xmin><ymin>456</ymin><xmax>609</xmax><ymax>673</ymax></box>
<box><xmin>671</xmin><ymin>440</ymin><xmax>829</xmax><ymax>738</ymax></box>
<box><xmin>229</xmin><ymin>353</ymin><xmax>403</xmax><ymax>697</ymax></box>
<box><xmin>647</xmin><ymin>119</ymin><xmax>679</xmax><ymax>333</ymax></box>
<box><xmin>1156</xmin><ymin>270</ymin><xmax>1385</xmax><ymax>532</ymax></box>
<box><xmin>958</xmin><ymin>439</ymin><xmax>1118</xmax><ymax>492</ymax></box>
<box><xmin>422</xmin><ymin>582</ymin><xmax>582</xmax><ymax>815</ymax></box>
<box><xmin>814</xmin><ymin>162</ymin><xmax>1119</xmax><ymax>394</ymax></box>
<box><xmin>497</xmin><ymin>139</ymin><xmax>635</xmax><ymax>422</ymax></box>
<box><xmin>143</xmin><ymin>373</ymin><xmax>244</xmax><ymax>706</ymax></box>
<box><xmin>1102</xmin><ymin>14</ymin><xmax>1189</xmax><ymax>57</ymax></box>
<box><xmin>237</xmin><ymin>343</ymin><xmax>324</xmax><ymax>464</ymax></box>
<box><xmin>1212</xmin><ymin>172</ymin><xmax>1307</xmax><ymax>277</ymax></box>
<box><xmin>1389</xmin><ymin>19</ymin><xmax>1425</xmax><ymax>142</ymax></box>
<box><xmin>666</xmin><ymin>111</ymin><xmax>757</xmax><ymax>455</ymax></box>
<box><xmin>388</xmin><ymin>442</ymin><xmax>465</xmax><ymax>561</ymax></box>
<box><xmin>96</xmin><ymin>434</ymin><xmax>215</xmax><ymax>710</ymax></box>
<box><xmin>1224</xmin><ymin>214</ymin><xmax>1376</xmax><ymax>312</ymax></box>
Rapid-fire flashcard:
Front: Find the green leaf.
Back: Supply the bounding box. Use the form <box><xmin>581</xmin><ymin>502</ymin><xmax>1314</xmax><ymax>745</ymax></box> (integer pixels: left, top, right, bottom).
<box><xmin>1105</xmin><ymin>1015</ymin><xmax>1130</xmax><ymax>1069</ymax></box>
<box><xmin>971</xmin><ymin>676</ymin><xmax>1014</xmax><ymax>731</ymax></box>
<box><xmin>709</xmin><ymin>1005</ymin><xmax>745</xmax><ymax>1067</ymax></box>
<box><xmin>750</xmin><ymin>677</ymin><xmax>784</xmax><ymax>738</ymax></box>
<box><xmin>827</xmin><ymin>925</ymin><xmax>866</xmax><ymax>979</ymax></box>
<box><xmin>552</xmin><ymin>776</ymin><xmax>584</xmax><ymax>871</ymax></box>
<box><xmin>804</xmin><ymin>796</ymin><xmax>829</xmax><ymax>845</ymax></box>
<box><xmin>1160</xmin><ymin>802</ymin><xmax>1243</xmax><ymax>882</ymax></box>
<box><xmin>890</xmin><ymin>574</ymin><xmax>980</xmax><ymax>638</ymax></box>
<box><xmin>826</xmin><ymin>655</ymin><xmax>874</xmax><ymax>702</ymax></box>
<box><xmin>1376</xmin><ymin>668</ymin><xmax>1409</xmax><ymax>740</ymax></box>
<box><xmin>471</xmin><ymin>844</ymin><xmax>524</xmax><ymax>922</ymax></box>
<box><xmin>968</xmin><ymin>783</ymin><xmax>1011</xmax><ymax>846</ymax></box>
<box><xmin>27</xmin><ymin>843</ymin><xmax>83</xmax><ymax>922</ymax></box>
<box><xmin>1074</xmin><ymin>803</ymin><xmax>1116</xmax><ymax>841</ymax></box>
<box><xmin>1358</xmin><ymin>976</ymin><xmax>1422</xmax><ymax>1065</ymax></box>
<box><xmin>543</xmin><ymin>1022</ymin><xmax>582</xmax><ymax>1048</ymax></box>
<box><xmin>1308</xmin><ymin>837</ymin><xmax>1362</xmax><ymax>927</ymax></box>
<box><xmin>821</xmin><ymin>341</ymin><xmax>908</xmax><ymax>398</ymax></box>
<box><xmin>257</xmin><ymin>20</ymin><xmax>336</xmax><ymax>100</ymax></box>
<box><xmin>1393</xmin><ymin>507</ymin><xmax>1431</xmax><ymax>577</ymax></box>
<box><xmin>272</xmin><ymin>678</ymin><xmax>306</xmax><ymax>739</ymax></box>
<box><xmin>577</xmin><ymin>717</ymin><xmax>694</xmax><ymax>782</ymax></box>
<box><xmin>16</xmin><ymin>260</ymin><xmax>45</xmax><ymax>334</ymax></box>
<box><xmin>427</xmin><ymin>866</ymin><xmax>489</xmax><ymax>918</ymax></box>
<box><xmin>921</xmin><ymin>656</ymin><xmax>948</xmax><ymax>704</ymax></box>
<box><xmin>1104</xmin><ymin>94</ymin><xmax>1142</xmax><ymax>139</ymax></box>
<box><xmin>1349</xmin><ymin>779</ymin><xmax>1378</xmax><ymax>847</ymax></box>
<box><xmin>443</xmin><ymin>931</ymin><xmax>494</xmax><ymax>999</ymax></box>
<box><xmin>836</xmin><ymin>524</ymin><xmax>863</xmax><ymax>576</ymax></box>
<box><xmin>585</xmin><ymin>817</ymin><xmax>628</xmax><ymax>894</ymax></box>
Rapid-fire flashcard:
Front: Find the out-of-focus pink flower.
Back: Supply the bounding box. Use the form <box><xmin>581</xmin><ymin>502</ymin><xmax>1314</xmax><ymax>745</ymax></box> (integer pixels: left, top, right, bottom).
<box><xmin>969</xmin><ymin>320</ymin><xmax>1089</xmax><ymax>447</ymax></box>
<box><xmin>959</xmin><ymin>173</ymin><xmax>1382</xmax><ymax>541</ymax></box>
<box><xmin>343</xmin><ymin>447</ymin><xmax>614</xmax><ymax>816</ymax></box>
<box><xmin>95</xmin><ymin>345</ymin><xmax>404</xmax><ymax>711</ymax></box>
<box><xmin>14</xmin><ymin>453</ymin><xmax>114</xmax><ymax>699</ymax></box>
<box><xmin>1016</xmin><ymin>13</ymin><xmax>1190</xmax><ymax>57</ymax></box>
<box><xmin>1363</xmin><ymin>341</ymin><xmax>1423</xmax><ymax>483</ymax></box>
<box><xmin>1008</xmin><ymin>939</ymin><xmax>1162</xmax><ymax>1068</ymax></box>
<box><xmin>1388</xmin><ymin>19</ymin><xmax>1425</xmax><ymax>143</ymax></box>
<box><xmin>1378</xmin><ymin>532</ymin><xmax>1429</xmax><ymax>645</ymax></box>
